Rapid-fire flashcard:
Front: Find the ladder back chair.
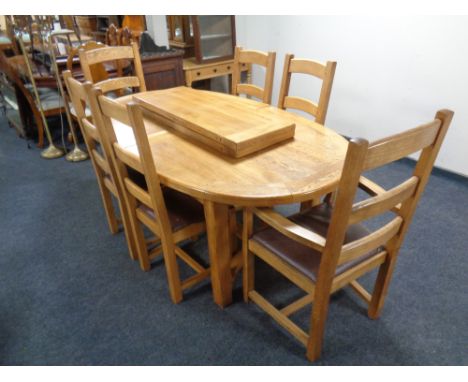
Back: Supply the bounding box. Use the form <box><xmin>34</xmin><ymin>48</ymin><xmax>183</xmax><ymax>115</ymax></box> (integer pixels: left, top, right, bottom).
<box><xmin>63</xmin><ymin>70</ymin><xmax>139</xmax><ymax>262</ymax></box>
<box><xmin>242</xmin><ymin>109</ymin><xmax>453</xmax><ymax>361</ymax></box>
<box><xmin>78</xmin><ymin>42</ymin><xmax>146</xmax><ymax>98</ymax></box>
<box><xmin>231</xmin><ymin>46</ymin><xmax>276</xmax><ymax>105</ymax></box>
<box><xmin>7</xmin><ymin>37</ymin><xmax>65</xmax><ymax>147</ymax></box>
<box><xmin>90</xmin><ymin>87</ymin><xmax>210</xmax><ymax>303</ymax></box>
<box><xmin>66</xmin><ymin>41</ymin><xmax>108</xmax><ymax>83</ymax></box>
<box><xmin>65</xmin><ymin>41</ymin><xmax>107</xmax><ymax>121</ymax></box>
<box><xmin>278</xmin><ymin>54</ymin><xmax>336</xmax><ymax>125</ymax></box>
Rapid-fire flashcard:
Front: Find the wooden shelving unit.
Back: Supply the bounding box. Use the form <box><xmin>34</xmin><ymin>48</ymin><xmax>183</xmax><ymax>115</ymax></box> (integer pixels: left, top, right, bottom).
<box><xmin>192</xmin><ymin>16</ymin><xmax>236</xmax><ymax>64</ymax></box>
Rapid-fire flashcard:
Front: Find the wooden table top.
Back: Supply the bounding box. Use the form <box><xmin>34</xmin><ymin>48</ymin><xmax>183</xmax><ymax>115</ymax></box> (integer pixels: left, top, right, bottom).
<box><xmin>134</xmin><ymin>87</ymin><xmax>296</xmax><ymax>158</ymax></box>
<box><xmin>116</xmin><ymin>89</ymin><xmax>348</xmax><ymax>206</ymax></box>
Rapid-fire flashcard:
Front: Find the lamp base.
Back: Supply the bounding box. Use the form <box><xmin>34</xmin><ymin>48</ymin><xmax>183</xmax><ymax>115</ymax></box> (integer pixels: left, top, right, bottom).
<box><xmin>41</xmin><ymin>144</ymin><xmax>65</xmax><ymax>159</ymax></box>
<box><xmin>66</xmin><ymin>146</ymin><xmax>88</xmax><ymax>162</ymax></box>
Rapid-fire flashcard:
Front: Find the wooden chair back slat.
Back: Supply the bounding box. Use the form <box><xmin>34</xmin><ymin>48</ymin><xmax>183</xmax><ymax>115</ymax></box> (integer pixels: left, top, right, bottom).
<box><xmin>124</xmin><ymin>177</ymin><xmax>152</xmax><ymax>207</ymax></box>
<box><xmin>96</xmin><ymin>76</ymin><xmax>141</xmax><ymax>94</ymax></box>
<box><xmin>349</xmin><ymin>176</ymin><xmax>419</xmax><ymax>225</ymax></box>
<box><xmin>289</xmin><ymin>59</ymin><xmax>327</xmax><ymax>78</ymax></box>
<box><xmin>82</xmin><ymin>45</ymin><xmax>134</xmax><ymax>65</ymax></box>
<box><xmin>283</xmin><ymin>96</ymin><xmax>318</xmax><ymax>117</ymax></box>
<box><xmin>81</xmin><ymin>118</ymin><xmax>101</xmax><ymax>142</ymax></box>
<box><xmin>236</xmin><ymin>83</ymin><xmax>265</xmax><ymax>101</ymax></box>
<box><xmin>238</xmin><ymin>49</ymin><xmax>270</xmax><ymax>66</ymax></box>
<box><xmin>363</xmin><ymin>120</ymin><xmax>441</xmax><ymax>171</ymax></box>
<box><xmin>63</xmin><ymin>70</ymin><xmax>87</xmax><ymax>119</ymax></box>
<box><xmin>338</xmin><ymin>217</ymin><xmax>403</xmax><ymax>265</ymax></box>
<box><xmin>232</xmin><ymin>46</ymin><xmax>276</xmax><ymax>105</ymax></box>
<box><xmin>92</xmin><ymin>149</ymin><xmax>111</xmax><ymax>174</ymax></box>
<box><xmin>278</xmin><ymin>54</ymin><xmax>336</xmax><ymax>124</ymax></box>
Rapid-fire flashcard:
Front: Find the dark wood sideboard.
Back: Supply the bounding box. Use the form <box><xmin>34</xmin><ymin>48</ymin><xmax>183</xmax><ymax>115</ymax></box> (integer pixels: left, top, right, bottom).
<box><xmin>141</xmin><ymin>49</ymin><xmax>185</xmax><ymax>90</ymax></box>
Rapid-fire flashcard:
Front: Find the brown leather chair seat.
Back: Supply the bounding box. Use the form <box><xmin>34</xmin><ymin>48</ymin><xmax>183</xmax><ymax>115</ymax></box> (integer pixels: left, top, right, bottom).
<box><xmin>137</xmin><ymin>188</ymin><xmax>205</xmax><ymax>232</ymax></box>
<box><xmin>251</xmin><ymin>204</ymin><xmax>379</xmax><ymax>282</ymax></box>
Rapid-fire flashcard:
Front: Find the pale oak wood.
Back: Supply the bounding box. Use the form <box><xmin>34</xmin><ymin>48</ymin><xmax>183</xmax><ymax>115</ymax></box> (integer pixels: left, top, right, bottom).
<box><xmin>120</xmin><ymin>91</ymin><xmax>348</xmax><ymax>207</ymax></box>
<box><xmin>368</xmin><ymin>109</ymin><xmax>453</xmax><ymax>318</ymax></box>
<box><xmin>280</xmin><ymin>294</ymin><xmax>315</xmax><ymax>317</ymax></box>
<box><xmin>134</xmin><ymin>86</ymin><xmax>295</xmax><ymax>158</ymax></box>
<box><xmin>115</xmin><ymin>89</ymin><xmax>348</xmax><ymax>307</ymax></box>
<box><xmin>349</xmin><ymin>280</ymin><xmax>372</xmax><ymax>304</ymax></box>
<box><xmin>66</xmin><ymin>41</ymin><xmax>108</xmax><ymax>83</ymax></box>
<box><xmin>231</xmin><ymin>46</ymin><xmax>276</xmax><ymax>105</ymax></box>
<box><xmin>79</xmin><ymin>42</ymin><xmax>146</xmax><ymax>94</ymax></box>
<box><xmin>63</xmin><ymin>71</ymin><xmax>139</xmax><ymax>262</ymax></box>
<box><xmin>204</xmin><ymin>201</ymin><xmax>233</xmax><ymax>307</ymax></box>
<box><xmin>338</xmin><ymin>217</ymin><xmax>402</xmax><ymax>265</ymax></box>
<box><xmin>278</xmin><ymin>54</ymin><xmax>336</xmax><ymax>125</ymax></box>
<box><xmin>253</xmin><ymin>207</ymin><xmax>326</xmax><ymax>252</ymax></box>
<box><xmin>363</xmin><ymin>120</ymin><xmax>441</xmax><ymax>172</ymax></box>
<box><xmin>249</xmin><ymin>290</ymin><xmax>309</xmax><ymax>346</ymax></box>
<box><xmin>349</xmin><ymin>177</ymin><xmax>418</xmax><ymax>225</ymax></box>
<box><xmin>90</xmin><ymin>88</ymin><xmax>209</xmax><ymax>303</ymax></box>
<box><xmin>242</xmin><ymin>110</ymin><xmax>454</xmax><ymax>362</ymax></box>
<box><xmin>277</xmin><ymin>54</ymin><xmax>337</xmax><ymax>212</ymax></box>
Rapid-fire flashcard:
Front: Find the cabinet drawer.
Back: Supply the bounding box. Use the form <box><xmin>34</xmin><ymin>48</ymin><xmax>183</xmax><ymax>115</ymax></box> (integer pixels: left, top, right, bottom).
<box><xmin>191</xmin><ymin>62</ymin><xmax>247</xmax><ymax>80</ymax></box>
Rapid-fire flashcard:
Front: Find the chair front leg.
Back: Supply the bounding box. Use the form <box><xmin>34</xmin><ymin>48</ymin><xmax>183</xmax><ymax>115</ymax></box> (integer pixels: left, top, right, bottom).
<box><xmin>306</xmin><ymin>281</ymin><xmax>333</xmax><ymax>362</ymax></box>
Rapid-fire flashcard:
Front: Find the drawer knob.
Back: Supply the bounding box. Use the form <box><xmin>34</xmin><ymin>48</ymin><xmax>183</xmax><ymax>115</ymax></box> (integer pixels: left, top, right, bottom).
<box><xmin>213</xmin><ymin>69</ymin><xmax>217</xmax><ymax>73</ymax></box>
<box><xmin>196</xmin><ymin>72</ymin><xmax>201</xmax><ymax>76</ymax></box>
<box><xmin>227</xmin><ymin>66</ymin><xmax>231</xmax><ymax>70</ymax></box>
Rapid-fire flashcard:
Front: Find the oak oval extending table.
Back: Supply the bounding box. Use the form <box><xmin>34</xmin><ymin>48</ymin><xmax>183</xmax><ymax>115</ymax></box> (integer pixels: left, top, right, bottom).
<box><xmin>114</xmin><ymin>87</ymin><xmax>348</xmax><ymax>307</ymax></box>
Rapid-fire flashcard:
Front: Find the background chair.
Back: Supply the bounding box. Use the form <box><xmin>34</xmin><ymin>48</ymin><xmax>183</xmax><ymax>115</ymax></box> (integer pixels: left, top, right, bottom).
<box><xmin>242</xmin><ymin>109</ymin><xmax>453</xmax><ymax>361</ymax></box>
<box><xmin>63</xmin><ymin>70</ymin><xmax>140</xmax><ymax>264</ymax></box>
<box><xmin>78</xmin><ymin>42</ymin><xmax>146</xmax><ymax>98</ymax></box>
<box><xmin>231</xmin><ymin>46</ymin><xmax>276</xmax><ymax>105</ymax></box>
<box><xmin>278</xmin><ymin>54</ymin><xmax>336</xmax><ymax>125</ymax></box>
<box><xmin>90</xmin><ymin>87</ymin><xmax>210</xmax><ymax>303</ymax></box>
<box><xmin>66</xmin><ymin>40</ymin><xmax>108</xmax><ymax>84</ymax></box>
<box><xmin>65</xmin><ymin>40</ymin><xmax>108</xmax><ymax>123</ymax></box>
<box><xmin>4</xmin><ymin>38</ymin><xmax>65</xmax><ymax>149</ymax></box>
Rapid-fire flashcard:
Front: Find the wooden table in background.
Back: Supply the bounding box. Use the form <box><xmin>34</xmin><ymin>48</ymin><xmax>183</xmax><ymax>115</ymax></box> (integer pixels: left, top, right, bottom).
<box><xmin>183</xmin><ymin>57</ymin><xmax>251</xmax><ymax>88</ymax></box>
<box><xmin>118</xmin><ymin>89</ymin><xmax>348</xmax><ymax>307</ymax></box>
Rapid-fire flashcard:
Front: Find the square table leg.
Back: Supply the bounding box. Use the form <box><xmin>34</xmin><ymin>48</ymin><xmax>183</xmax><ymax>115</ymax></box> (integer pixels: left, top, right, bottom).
<box><xmin>203</xmin><ymin>200</ymin><xmax>234</xmax><ymax>308</ymax></box>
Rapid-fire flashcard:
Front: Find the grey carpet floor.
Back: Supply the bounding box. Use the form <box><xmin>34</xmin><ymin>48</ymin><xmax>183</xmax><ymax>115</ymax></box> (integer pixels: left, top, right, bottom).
<box><xmin>0</xmin><ymin>117</ymin><xmax>467</xmax><ymax>365</ymax></box>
